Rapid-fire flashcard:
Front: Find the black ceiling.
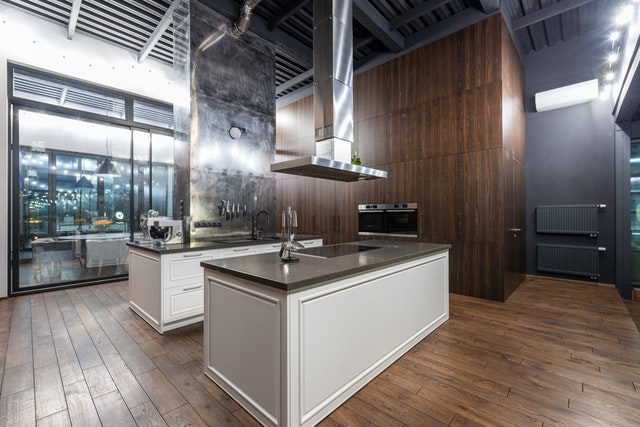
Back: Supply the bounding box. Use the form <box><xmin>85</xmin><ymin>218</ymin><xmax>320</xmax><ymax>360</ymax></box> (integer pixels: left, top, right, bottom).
<box><xmin>2</xmin><ymin>0</ymin><xmax>636</xmax><ymax>120</ymax></box>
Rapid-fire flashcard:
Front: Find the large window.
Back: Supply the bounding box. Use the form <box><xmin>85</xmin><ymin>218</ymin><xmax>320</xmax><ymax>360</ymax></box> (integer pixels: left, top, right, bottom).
<box><xmin>9</xmin><ymin>65</ymin><xmax>175</xmax><ymax>294</ymax></box>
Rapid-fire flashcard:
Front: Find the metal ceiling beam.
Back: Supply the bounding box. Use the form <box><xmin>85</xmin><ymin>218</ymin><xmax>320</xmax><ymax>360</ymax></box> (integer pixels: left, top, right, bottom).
<box><xmin>67</xmin><ymin>0</ymin><xmax>83</xmax><ymax>40</ymax></box>
<box><xmin>511</xmin><ymin>0</ymin><xmax>596</xmax><ymax>31</ymax></box>
<box><xmin>389</xmin><ymin>0</ymin><xmax>449</xmax><ymax>31</ymax></box>
<box><xmin>353</xmin><ymin>0</ymin><xmax>404</xmax><ymax>53</ymax></box>
<box><xmin>137</xmin><ymin>0</ymin><xmax>181</xmax><ymax>63</ymax></box>
<box><xmin>405</xmin><ymin>7</ymin><xmax>495</xmax><ymax>49</ymax></box>
<box><xmin>268</xmin><ymin>0</ymin><xmax>310</xmax><ymax>30</ymax></box>
<box><xmin>476</xmin><ymin>0</ymin><xmax>501</xmax><ymax>14</ymax></box>
<box><xmin>276</xmin><ymin>68</ymin><xmax>313</xmax><ymax>94</ymax></box>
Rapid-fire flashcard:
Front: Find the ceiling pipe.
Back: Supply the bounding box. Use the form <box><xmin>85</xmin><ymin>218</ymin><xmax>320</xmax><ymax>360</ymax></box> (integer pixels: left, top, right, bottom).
<box><xmin>232</xmin><ymin>0</ymin><xmax>263</xmax><ymax>38</ymax></box>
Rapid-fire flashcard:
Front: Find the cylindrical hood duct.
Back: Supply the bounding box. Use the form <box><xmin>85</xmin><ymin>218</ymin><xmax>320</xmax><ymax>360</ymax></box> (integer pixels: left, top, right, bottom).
<box><xmin>232</xmin><ymin>0</ymin><xmax>262</xmax><ymax>38</ymax></box>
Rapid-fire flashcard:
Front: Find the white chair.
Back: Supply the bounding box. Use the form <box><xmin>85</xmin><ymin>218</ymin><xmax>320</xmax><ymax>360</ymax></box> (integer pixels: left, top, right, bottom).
<box><xmin>85</xmin><ymin>238</ymin><xmax>129</xmax><ymax>273</ymax></box>
<box><xmin>32</xmin><ymin>238</ymin><xmax>75</xmax><ymax>282</ymax></box>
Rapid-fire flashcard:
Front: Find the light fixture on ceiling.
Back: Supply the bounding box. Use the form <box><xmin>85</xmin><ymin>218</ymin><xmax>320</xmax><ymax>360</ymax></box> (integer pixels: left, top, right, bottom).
<box><xmin>94</xmin><ymin>123</ymin><xmax>120</xmax><ymax>177</ymax></box>
<box><xmin>534</xmin><ymin>79</ymin><xmax>600</xmax><ymax>112</ymax></box>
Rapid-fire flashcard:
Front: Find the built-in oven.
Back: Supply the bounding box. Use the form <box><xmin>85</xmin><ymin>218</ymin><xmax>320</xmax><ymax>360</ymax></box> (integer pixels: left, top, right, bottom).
<box><xmin>358</xmin><ymin>203</ymin><xmax>418</xmax><ymax>237</ymax></box>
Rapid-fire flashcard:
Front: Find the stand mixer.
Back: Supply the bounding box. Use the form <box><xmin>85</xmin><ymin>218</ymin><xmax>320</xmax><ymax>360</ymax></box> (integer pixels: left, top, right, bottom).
<box><xmin>140</xmin><ymin>210</ymin><xmax>184</xmax><ymax>245</ymax></box>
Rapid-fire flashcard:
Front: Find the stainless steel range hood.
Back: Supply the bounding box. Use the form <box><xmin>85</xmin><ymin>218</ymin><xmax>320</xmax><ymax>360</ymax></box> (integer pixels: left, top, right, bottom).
<box><xmin>270</xmin><ymin>156</ymin><xmax>387</xmax><ymax>181</ymax></box>
<box><xmin>270</xmin><ymin>0</ymin><xmax>387</xmax><ymax>182</ymax></box>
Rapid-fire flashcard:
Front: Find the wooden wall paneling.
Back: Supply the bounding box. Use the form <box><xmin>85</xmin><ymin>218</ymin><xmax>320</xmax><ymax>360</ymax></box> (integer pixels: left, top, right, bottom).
<box><xmin>354</xmin><ymin>63</ymin><xmax>391</xmax><ymax>122</ymax></box>
<box><xmin>419</xmin><ymin>156</ymin><xmax>456</xmax><ymax>244</ymax></box>
<box><xmin>354</xmin><ymin>115</ymin><xmax>390</xmax><ymax>167</ymax></box>
<box><xmin>455</xmin><ymin>148</ymin><xmax>504</xmax><ymax>243</ymax></box>
<box><xmin>421</xmin><ymin>94</ymin><xmax>460</xmax><ymax>159</ymax></box>
<box><xmin>293</xmin><ymin>176</ymin><xmax>317</xmax><ymax>236</ymax></box>
<box><xmin>382</xmin><ymin>160</ymin><xmax>421</xmax><ymax>204</ymax></box>
<box><xmin>460</xmin><ymin>83</ymin><xmax>503</xmax><ymax>153</ymax></box>
<box><xmin>501</xmin><ymin>23</ymin><xmax>526</xmax><ymax>163</ymax></box>
<box><xmin>389</xmin><ymin>48</ymin><xmax>429</xmax><ymax>112</ymax></box>
<box><xmin>451</xmin><ymin>240</ymin><xmax>503</xmax><ymax>300</ymax></box>
<box><xmin>314</xmin><ymin>179</ymin><xmax>337</xmax><ymax>244</ymax></box>
<box><xmin>459</xmin><ymin>15</ymin><xmax>501</xmax><ymax>92</ymax></box>
<box><xmin>333</xmin><ymin>181</ymin><xmax>359</xmax><ymax>243</ymax></box>
<box><xmin>388</xmin><ymin>107</ymin><xmax>423</xmax><ymax>163</ymax></box>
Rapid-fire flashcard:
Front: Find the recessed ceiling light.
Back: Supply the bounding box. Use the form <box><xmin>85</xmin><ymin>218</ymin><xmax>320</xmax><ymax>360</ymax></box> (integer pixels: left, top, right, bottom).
<box><xmin>616</xmin><ymin>5</ymin><xmax>635</xmax><ymax>25</ymax></box>
<box><xmin>610</xmin><ymin>31</ymin><xmax>620</xmax><ymax>42</ymax></box>
<box><xmin>608</xmin><ymin>53</ymin><xmax>618</xmax><ymax>64</ymax></box>
<box><xmin>605</xmin><ymin>72</ymin><xmax>615</xmax><ymax>81</ymax></box>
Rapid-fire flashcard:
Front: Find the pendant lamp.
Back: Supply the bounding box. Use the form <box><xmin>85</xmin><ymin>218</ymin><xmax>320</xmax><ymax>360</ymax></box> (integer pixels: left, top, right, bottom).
<box><xmin>94</xmin><ymin>156</ymin><xmax>120</xmax><ymax>177</ymax></box>
<box><xmin>94</xmin><ymin>124</ymin><xmax>120</xmax><ymax>177</ymax></box>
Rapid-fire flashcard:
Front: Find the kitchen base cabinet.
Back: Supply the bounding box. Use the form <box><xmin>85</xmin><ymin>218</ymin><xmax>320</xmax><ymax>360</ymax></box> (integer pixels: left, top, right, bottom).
<box><xmin>129</xmin><ymin>248</ymin><xmax>218</xmax><ymax>334</ymax></box>
<box><xmin>203</xmin><ymin>248</ymin><xmax>448</xmax><ymax>427</ymax></box>
<box><xmin>128</xmin><ymin>238</ymin><xmax>322</xmax><ymax>334</ymax></box>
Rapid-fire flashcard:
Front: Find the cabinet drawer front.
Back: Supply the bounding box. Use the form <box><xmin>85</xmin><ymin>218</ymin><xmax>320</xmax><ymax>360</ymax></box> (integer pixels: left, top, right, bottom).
<box><xmin>163</xmin><ymin>251</ymin><xmax>216</xmax><ymax>287</ymax></box>
<box><xmin>164</xmin><ymin>284</ymin><xmax>204</xmax><ymax>322</ymax></box>
<box><xmin>218</xmin><ymin>246</ymin><xmax>259</xmax><ymax>258</ymax></box>
<box><xmin>260</xmin><ymin>243</ymin><xmax>282</xmax><ymax>253</ymax></box>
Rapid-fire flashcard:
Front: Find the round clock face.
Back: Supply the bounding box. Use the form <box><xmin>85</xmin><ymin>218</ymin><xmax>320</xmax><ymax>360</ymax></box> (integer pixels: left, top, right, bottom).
<box><xmin>115</xmin><ymin>211</ymin><xmax>124</xmax><ymax>220</ymax></box>
<box><xmin>229</xmin><ymin>126</ymin><xmax>242</xmax><ymax>139</ymax></box>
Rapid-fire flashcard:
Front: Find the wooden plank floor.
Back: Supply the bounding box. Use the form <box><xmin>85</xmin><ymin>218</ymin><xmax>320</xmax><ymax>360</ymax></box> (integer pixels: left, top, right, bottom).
<box><xmin>0</xmin><ymin>276</ymin><xmax>639</xmax><ymax>426</ymax></box>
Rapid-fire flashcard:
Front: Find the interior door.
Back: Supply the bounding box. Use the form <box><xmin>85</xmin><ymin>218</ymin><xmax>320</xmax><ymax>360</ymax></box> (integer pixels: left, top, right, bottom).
<box><xmin>503</xmin><ymin>152</ymin><xmax>525</xmax><ymax>300</ymax></box>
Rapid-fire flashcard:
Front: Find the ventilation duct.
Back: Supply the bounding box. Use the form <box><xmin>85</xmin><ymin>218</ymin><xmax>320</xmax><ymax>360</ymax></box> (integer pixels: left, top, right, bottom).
<box><xmin>271</xmin><ymin>0</ymin><xmax>387</xmax><ymax>181</ymax></box>
<box><xmin>232</xmin><ymin>0</ymin><xmax>262</xmax><ymax>38</ymax></box>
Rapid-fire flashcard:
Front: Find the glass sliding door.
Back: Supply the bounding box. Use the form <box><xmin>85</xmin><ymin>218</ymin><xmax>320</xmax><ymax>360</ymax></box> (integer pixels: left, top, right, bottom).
<box><xmin>8</xmin><ymin>64</ymin><xmax>176</xmax><ymax>295</ymax></box>
<box><xmin>13</xmin><ymin>110</ymin><xmax>132</xmax><ymax>292</ymax></box>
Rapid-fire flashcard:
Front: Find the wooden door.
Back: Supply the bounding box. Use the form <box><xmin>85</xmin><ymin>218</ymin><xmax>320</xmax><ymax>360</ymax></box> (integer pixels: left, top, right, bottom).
<box><xmin>503</xmin><ymin>153</ymin><xmax>525</xmax><ymax>300</ymax></box>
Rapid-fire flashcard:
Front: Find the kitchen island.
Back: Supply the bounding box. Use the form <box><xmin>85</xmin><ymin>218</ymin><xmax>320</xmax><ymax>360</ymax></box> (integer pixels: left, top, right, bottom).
<box><xmin>126</xmin><ymin>236</ymin><xmax>322</xmax><ymax>333</ymax></box>
<box><xmin>201</xmin><ymin>240</ymin><xmax>450</xmax><ymax>427</ymax></box>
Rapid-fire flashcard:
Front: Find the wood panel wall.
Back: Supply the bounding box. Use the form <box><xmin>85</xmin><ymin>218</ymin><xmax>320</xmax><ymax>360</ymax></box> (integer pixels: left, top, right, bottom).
<box><xmin>275</xmin><ymin>15</ymin><xmax>525</xmax><ymax>300</ymax></box>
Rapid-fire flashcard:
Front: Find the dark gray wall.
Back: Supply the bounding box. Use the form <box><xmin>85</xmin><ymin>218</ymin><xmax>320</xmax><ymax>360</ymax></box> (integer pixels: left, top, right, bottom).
<box><xmin>524</xmin><ymin>36</ymin><xmax>619</xmax><ymax>290</ymax></box>
<box><xmin>525</xmin><ymin>100</ymin><xmax>616</xmax><ymax>284</ymax></box>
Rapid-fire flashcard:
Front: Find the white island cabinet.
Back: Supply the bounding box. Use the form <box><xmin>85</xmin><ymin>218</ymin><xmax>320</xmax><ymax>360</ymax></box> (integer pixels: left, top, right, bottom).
<box><xmin>202</xmin><ymin>241</ymin><xmax>450</xmax><ymax>427</ymax></box>
<box><xmin>128</xmin><ymin>238</ymin><xmax>323</xmax><ymax>334</ymax></box>
<box><xmin>129</xmin><ymin>248</ymin><xmax>218</xmax><ymax>333</ymax></box>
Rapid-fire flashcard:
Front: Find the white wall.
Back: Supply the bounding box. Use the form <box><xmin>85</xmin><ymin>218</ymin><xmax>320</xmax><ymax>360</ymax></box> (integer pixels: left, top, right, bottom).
<box><xmin>0</xmin><ymin>5</ymin><xmax>180</xmax><ymax>297</ymax></box>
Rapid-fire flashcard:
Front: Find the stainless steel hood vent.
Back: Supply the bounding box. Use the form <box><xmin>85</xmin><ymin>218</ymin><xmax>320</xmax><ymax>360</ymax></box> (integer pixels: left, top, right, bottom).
<box><xmin>271</xmin><ymin>0</ymin><xmax>387</xmax><ymax>182</ymax></box>
<box><xmin>270</xmin><ymin>156</ymin><xmax>387</xmax><ymax>182</ymax></box>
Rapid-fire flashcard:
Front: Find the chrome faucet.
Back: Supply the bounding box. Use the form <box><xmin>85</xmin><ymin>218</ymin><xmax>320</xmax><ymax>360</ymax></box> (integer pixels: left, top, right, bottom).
<box><xmin>253</xmin><ymin>210</ymin><xmax>270</xmax><ymax>239</ymax></box>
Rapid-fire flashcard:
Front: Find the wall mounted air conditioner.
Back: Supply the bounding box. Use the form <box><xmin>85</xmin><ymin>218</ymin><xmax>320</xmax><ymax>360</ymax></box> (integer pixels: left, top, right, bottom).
<box><xmin>535</xmin><ymin>79</ymin><xmax>599</xmax><ymax>112</ymax></box>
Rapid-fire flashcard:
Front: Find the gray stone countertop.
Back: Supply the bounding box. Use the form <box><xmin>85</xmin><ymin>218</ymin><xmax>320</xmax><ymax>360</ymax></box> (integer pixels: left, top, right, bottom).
<box><xmin>126</xmin><ymin>234</ymin><xmax>322</xmax><ymax>255</ymax></box>
<box><xmin>200</xmin><ymin>240</ymin><xmax>451</xmax><ymax>293</ymax></box>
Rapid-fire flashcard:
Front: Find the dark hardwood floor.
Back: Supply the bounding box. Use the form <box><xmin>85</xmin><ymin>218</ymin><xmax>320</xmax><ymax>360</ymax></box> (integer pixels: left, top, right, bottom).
<box><xmin>0</xmin><ymin>276</ymin><xmax>638</xmax><ymax>426</ymax></box>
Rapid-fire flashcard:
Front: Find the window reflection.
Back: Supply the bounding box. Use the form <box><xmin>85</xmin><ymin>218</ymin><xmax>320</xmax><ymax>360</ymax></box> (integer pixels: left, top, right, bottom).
<box><xmin>15</xmin><ymin>110</ymin><xmax>174</xmax><ymax>291</ymax></box>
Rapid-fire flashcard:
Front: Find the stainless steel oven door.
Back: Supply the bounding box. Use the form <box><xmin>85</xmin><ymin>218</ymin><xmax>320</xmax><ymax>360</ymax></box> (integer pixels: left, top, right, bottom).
<box><xmin>358</xmin><ymin>210</ymin><xmax>385</xmax><ymax>235</ymax></box>
<box><xmin>385</xmin><ymin>209</ymin><xmax>418</xmax><ymax>236</ymax></box>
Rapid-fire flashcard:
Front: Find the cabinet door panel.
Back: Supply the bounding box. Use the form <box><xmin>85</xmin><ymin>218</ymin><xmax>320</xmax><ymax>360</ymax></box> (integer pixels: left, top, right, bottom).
<box><xmin>164</xmin><ymin>284</ymin><xmax>204</xmax><ymax>322</ymax></box>
<box><xmin>420</xmin><ymin>156</ymin><xmax>456</xmax><ymax>243</ymax></box>
<box><xmin>456</xmin><ymin>149</ymin><xmax>503</xmax><ymax>243</ymax></box>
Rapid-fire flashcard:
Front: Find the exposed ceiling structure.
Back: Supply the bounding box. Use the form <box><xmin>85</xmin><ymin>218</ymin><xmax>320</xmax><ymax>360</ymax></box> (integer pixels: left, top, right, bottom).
<box><xmin>1</xmin><ymin>0</ymin><xmax>636</xmax><ymax>119</ymax></box>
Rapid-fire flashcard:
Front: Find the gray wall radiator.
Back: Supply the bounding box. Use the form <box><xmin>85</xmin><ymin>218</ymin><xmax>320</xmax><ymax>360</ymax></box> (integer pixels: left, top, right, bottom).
<box><xmin>536</xmin><ymin>204</ymin><xmax>605</xmax><ymax>237</ymax></box>
<box><xmin>537</xmin><ymin>244</ymin><xmax>605</xmax><ymax>279</ymax></box>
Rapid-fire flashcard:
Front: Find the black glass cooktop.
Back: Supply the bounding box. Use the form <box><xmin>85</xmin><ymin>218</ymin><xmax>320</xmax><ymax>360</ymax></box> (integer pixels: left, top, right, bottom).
<box><xmin>297</xmin><ymin>243</ymin><xmax>381</xmax><ymax>259</ymax></box>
